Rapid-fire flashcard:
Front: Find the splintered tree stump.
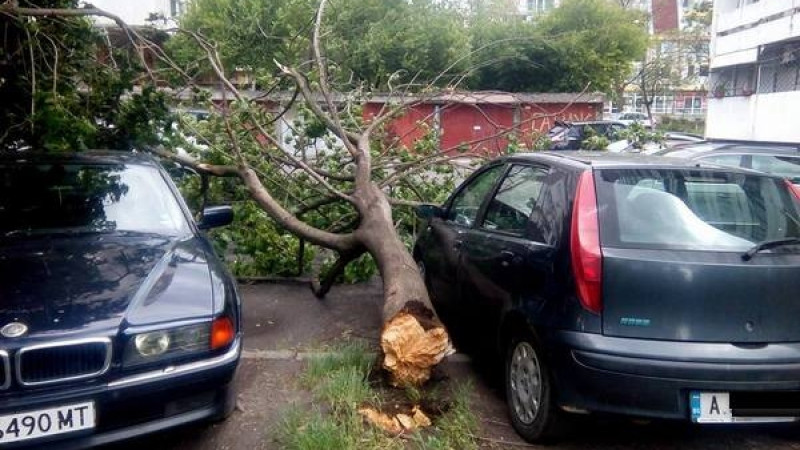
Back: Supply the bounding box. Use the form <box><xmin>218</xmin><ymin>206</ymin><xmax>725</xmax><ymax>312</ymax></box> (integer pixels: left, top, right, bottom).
<box><xmin>380</xmin><ymin>301</ymin><xmax>452</xmax><ymax>386</ymax></box>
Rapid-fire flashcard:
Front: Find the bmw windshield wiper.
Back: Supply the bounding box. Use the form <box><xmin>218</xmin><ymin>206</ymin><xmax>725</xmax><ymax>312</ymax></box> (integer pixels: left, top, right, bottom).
<box><xmin>742</xmin><ymin>237</ymin><xmax>800</xmax><ymax>261</ymax></box>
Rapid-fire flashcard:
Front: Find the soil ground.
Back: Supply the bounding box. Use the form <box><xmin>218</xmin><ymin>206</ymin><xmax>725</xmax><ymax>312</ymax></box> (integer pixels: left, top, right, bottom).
<box><xmin>106</xmin><ymin>282</ymin><xmax>800</xmax><ymax>450</ymax></box>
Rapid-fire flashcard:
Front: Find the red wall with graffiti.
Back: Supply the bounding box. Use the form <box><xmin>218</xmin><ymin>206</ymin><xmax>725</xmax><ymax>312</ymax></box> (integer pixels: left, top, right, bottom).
<box><xmin>364</xmin><ymin>100</ymin><xmax>600</xmax><ymax>156</ymax></box>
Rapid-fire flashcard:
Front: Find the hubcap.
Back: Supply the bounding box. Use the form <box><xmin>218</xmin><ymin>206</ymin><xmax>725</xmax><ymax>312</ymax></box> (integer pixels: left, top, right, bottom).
<box><xmin>509</xmin><ymin>341</ymin><xmax>542</xmax><ymax>425</ymax></box>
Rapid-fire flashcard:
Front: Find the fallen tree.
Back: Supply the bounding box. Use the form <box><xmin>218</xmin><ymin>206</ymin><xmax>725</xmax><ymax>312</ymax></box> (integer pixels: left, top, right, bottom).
<box><xmin>1</xmin><ymin>0</ymin><xmax>591</xmax><ymax>386</ymax></box>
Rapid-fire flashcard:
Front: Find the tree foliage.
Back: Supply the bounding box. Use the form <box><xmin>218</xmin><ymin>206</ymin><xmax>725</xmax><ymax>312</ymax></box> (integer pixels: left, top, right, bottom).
<box><xmin>172</xmin><ymin>0</ymin><xmax>471</xmax><ymax>90</ymax></box>
<box><xmin>0</xmin><ymin>0</ymin><xmax>171</xmax><ymax>152</ymax></box>
<box><xmin>534</xmin><ymin>0</ymin><xmax>648</xmax><ymax>93</ymax></box>
<box><xmin>172</xmin><ymin>0</ymin><xmax>647</xmax><ymax>94</ymax></box>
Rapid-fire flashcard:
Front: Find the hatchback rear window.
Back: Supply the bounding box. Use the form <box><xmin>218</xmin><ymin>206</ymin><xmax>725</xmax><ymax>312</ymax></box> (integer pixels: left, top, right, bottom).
<box><xmin>548</xmin><ymin>125</ymin><xmax>568</xmax><ymax>137</ymax></box>
<box><xmin>595</xmin><ymin>168</ymin><xmax>800</xmax><ymax>252</ymax></box>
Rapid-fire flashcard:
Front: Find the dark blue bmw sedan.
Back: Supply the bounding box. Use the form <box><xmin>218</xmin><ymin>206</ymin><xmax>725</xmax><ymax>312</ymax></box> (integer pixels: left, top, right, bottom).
<box><xmin>0</xmin><ymin>152</ymin><xmax>241</xmax><ymax>448</ymax></box>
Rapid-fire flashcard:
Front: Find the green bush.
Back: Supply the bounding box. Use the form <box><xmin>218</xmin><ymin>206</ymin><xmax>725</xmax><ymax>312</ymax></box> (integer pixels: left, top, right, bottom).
<box><xmin>656</xmin><ymin>116</ymin><xmax>705</xmax><ymax>135</ymax></box>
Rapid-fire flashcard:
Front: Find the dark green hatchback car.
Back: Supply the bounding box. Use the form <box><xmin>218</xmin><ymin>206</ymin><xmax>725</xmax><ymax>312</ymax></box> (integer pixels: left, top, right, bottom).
<box><xmin>414</xmin><ymin>152</ymin><xmax>800</xmax><ymax>443</ymax></box>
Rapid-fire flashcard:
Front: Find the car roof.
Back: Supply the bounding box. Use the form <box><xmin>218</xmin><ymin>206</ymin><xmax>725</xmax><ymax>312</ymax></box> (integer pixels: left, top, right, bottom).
<box><xmin>661</xmin><ymin>141</ymin><xmax>800</xmax><ymax>158</ymax></box>
<box><xmin>502</xmin><ymin>151</ymin><xmax>781</xmax><ymax>176</ymax></box>
<box><xmin>0</xmin><ymin>150</ymin><xmax>160</xmax><ymax>167</ymax></box>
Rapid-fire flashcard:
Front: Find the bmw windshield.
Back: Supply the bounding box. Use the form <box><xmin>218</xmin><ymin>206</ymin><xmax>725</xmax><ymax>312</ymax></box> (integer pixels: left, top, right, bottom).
<box><xmin>0</xmin><ymin>163</ymin><xmax>190</xmax><ymax>237</ymax></box>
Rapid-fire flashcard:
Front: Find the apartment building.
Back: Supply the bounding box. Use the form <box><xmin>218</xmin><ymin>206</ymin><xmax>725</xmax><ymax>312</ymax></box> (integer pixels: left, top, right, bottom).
<box><xmin>706</xmin><ymin>0</ymin><xmax>800</xmax><ymax>142</ymax></box>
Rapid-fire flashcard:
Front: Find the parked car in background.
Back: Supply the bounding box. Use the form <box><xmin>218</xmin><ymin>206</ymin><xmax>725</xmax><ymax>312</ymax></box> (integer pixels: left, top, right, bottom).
<box><xmin>0</xmin><ymin>151</ymin><xmax>241</xmax><ymax>449</ymax></box>
<box><xmin>547</xmin><ymin>121</ymin><xmax>628</xmax><ymax>150</ymax></box>
<box><xmin>662</xmin><ymin>132</ymin><xmax>705</xmax><ymax>148</ymax></box>
<box><xmin>660</xmin><ymin>141</ymin><xmax>800</xmax><ymax>188</ymax></box>
<box><xmin>616</xmin><ymin>112</ymin><xmax>653</xmax><ymax>129</ymax></box>
<box><xmin>414</xmin><ymin>152</ymin><xmax>800</xmax><ymax>443</ymax></box>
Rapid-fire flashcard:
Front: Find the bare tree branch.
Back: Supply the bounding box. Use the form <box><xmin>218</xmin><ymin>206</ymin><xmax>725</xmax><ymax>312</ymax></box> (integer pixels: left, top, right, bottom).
<box><xmin>146</xmin><ymin>146</ymin><xmax>240</xmax><ymax>177</ymax></box>
<box><xmin>310</xmin><ymin>247</ymin><xmax>366</xmax><ymax>298</ymax></box>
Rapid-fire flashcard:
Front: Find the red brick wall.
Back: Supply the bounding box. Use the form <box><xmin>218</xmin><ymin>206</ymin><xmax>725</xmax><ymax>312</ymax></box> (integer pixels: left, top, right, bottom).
<box><xmin>364</xmin><ymin>101</ymin><xmax>601</xmax><ymax>157</ymax></box>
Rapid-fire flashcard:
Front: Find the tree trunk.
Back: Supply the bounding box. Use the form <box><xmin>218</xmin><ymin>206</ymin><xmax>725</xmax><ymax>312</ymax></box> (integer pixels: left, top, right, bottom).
<box><xmin>354</xmin><ymin>182</ymin><xmax>453</xmax><ymax>386</ymax></box>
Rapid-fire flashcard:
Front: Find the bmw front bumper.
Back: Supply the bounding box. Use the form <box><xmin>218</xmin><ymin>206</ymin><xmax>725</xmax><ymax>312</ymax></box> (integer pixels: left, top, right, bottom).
<box><xmin>0</xmin><ymin>338</ymin><xmax>241</xmax><ymax>449</ymax></box>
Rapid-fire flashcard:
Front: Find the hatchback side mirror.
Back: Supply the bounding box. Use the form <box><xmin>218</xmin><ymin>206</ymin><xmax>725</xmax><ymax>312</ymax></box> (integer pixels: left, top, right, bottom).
<box><xmin>198</xmin><ymin>205</ymin><xmax>233</xmax><ymax>229</ymax></box>
<box><xmin>415</xmin><ymin>204</ymin><xmax>445</xmax><ymax>219</ymax></box>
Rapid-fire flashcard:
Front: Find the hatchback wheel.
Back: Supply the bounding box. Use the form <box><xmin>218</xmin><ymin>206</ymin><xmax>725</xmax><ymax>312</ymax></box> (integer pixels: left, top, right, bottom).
<box><xmin>505</xmin><ymin>334</ymin><xmax>561</xmax><ymax>443</ymax></box>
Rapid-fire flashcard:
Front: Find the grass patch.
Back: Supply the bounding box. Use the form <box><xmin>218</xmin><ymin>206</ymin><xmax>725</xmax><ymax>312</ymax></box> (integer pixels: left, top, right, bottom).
<box><xmin>274</xmin><ymin>339</ymin><xmax>481</xmax><ymax>450</ymax></box>
<box><xmin>412</xmin><ymin>381</ymin><xmax>480</xmax><ymax>450</ymax></box>
<box><xmin>301</xmin><ymin>340</ymin><xmax>374</xmax><ymax>388</ymax></box>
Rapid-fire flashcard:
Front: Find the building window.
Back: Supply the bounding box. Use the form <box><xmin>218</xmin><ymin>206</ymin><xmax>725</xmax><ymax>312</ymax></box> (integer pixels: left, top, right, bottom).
<box><xmin>170</xmin><ymin>0</ymin><xmax>186</xmax><ymax>18</ymax></box>
<box><xmin>526</xmin><ymin>0</ymin><xmax>555</xmax><ymax>15</ymax></box>
<box><xmin>711</xmin><ymin>64</ymin><xmax>756</xmax><ymax>97</ymax></box>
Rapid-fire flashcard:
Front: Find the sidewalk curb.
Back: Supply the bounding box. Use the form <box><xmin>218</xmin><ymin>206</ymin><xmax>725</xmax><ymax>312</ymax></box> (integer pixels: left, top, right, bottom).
<box><xmin>241</xmin><ymin>349</ymin><xmax>472</xmax><ymax>363</ymax></box>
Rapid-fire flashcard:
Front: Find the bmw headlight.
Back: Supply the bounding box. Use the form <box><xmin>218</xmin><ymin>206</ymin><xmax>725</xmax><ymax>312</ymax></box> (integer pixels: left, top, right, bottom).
<box><xmin>123</xmin><ymin>322</ymin><xmax>211</xmax><ymax>367</ymax></box>
<box><xmin>135</xmin><ymin>331</ymin><xmax>170</xmax><ymax>357</ymax></box>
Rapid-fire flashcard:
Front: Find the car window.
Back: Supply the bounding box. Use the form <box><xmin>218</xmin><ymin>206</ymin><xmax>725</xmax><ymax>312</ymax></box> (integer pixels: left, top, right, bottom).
<box><xmin>567</xmin><ymin>126</ymin><xmax>582</xmax><ymax>139</ymax></box>
<box><xmin>698</xmin><ymin>154</ymin><xmax>743</xmax><ymax>168</ymax></box>
<box><xmin>0</xmin><ymin>164</ymin><xmax>191</xmax><ymax>237</ymax></box>
<box><xmin>447</xmin><ymin>164</ymin><xmax>505</xmax><ymax>227</ymax></box>
<box><xmin>548</xmin><ymin>125</ymin><xmax>568</xmax><ymax>137</ymax></box>
<box><xmin>481</xmin><ymin>165</ymin><xmax>549</xmax><ymax>235</ymax></box>
<box><xmin>751</xmin><ymin>155</ymin><xmax>800</xmax><ymax>181</ymax></box>
<box><xmin>595</xmin><ymin>168</ymin><xmax>800</xmax><ymax>252</ymax></box>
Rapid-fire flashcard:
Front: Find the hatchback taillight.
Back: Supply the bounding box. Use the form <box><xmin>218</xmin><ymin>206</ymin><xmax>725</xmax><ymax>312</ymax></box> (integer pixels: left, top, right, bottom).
<box><xmin>570</xmin><ymin>170</ymin><xmax>602</xmax><ymax>314</ymax></box>
<box><xmin>786</xmin><ymin>179</ymin><xmax>800</xmax><ymax>201</ymax></box>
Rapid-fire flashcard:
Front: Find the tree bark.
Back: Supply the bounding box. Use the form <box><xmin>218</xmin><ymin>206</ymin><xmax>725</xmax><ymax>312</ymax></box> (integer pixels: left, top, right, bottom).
<box><xmin>354</xmin><ymin>182</ymin><xmax>452</xmax><ymax>386</ymax></box>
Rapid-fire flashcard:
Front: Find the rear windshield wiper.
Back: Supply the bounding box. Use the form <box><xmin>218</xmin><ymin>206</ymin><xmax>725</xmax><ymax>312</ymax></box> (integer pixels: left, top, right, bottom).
<box><xmin>742</xmin><ymin>237</ymin><xmax>800</xmax><ymax>261</ymax></box>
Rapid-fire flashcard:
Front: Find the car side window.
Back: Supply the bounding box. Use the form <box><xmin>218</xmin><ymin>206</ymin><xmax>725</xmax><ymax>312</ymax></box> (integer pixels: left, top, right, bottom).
<box><xmin>446</xmin><ymin>164</ymin><xmax>504</xmax><ymax>227</ymax></box>
<box><xmin>699</xmin><ymin>154</ymin><xmax>743</xmax><ymax>168</ymax></box>
<box><xmin>751</xmin><ymin>155</ymin><xmax>800</xmax><ymax>180</ymax></box>
<box><xmin>481</xmin><ymin>165</ymin><xmax>549</xmax><ymax>235</ymax></box>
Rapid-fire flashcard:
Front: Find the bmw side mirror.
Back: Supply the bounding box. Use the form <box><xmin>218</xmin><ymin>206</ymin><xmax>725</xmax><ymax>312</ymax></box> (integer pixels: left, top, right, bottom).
<box><xmin>198</xmin><ymin>205</ymin><xmax>233</xmax><ymax>230</ymax></box>
<box><xmin>415</xmin><ymin>204</ymin><xmax>444</xmax><ymax>220</ymax></box>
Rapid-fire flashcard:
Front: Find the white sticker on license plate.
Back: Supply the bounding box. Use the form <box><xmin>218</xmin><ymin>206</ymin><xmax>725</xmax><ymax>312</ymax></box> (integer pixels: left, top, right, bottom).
<box><xmin>0</xmin><ymin>401</ymin><xmax>95</xmax><ymax>444</ymax></box>
<box><xmin>691</xmin><ymin>392</ymin><xmax>732</xmax><ymax>423</ymax></box>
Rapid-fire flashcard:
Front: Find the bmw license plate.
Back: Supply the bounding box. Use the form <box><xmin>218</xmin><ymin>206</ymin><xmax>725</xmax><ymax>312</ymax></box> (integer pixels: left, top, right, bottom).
<box><xmin>0</xmin><ymin>401</ymin><xmax>95</xmax><ymax>444</ymax></box>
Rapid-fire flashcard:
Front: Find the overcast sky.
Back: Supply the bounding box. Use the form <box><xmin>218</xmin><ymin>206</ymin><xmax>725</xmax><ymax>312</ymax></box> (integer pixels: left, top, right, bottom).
<box><xmin>87</xmin><ymin>0</ymin><xmax>173</xmax><ymax>26</ymax></box>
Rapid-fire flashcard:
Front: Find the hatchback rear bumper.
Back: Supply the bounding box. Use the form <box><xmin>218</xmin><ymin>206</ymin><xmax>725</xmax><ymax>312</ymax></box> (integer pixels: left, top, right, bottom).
<box><xmin>549</xmin><ymin>331</ymin><xmax>800</xmax><ymax>420</ymax></box>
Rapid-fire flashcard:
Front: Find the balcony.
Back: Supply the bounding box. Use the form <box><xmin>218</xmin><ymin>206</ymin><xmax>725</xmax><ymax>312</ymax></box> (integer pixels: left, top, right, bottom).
<box><xmin>713</xmin><ymin>0</ymin><xmax>800</xmax><ymax>64</ymax></box>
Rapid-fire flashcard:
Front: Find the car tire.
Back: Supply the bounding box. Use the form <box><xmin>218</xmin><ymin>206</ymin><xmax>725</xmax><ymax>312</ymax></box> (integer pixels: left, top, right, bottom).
<box><xmin>505</xmin><ymin>332</ymin><xmax>562</xmax><ymax>443</ymax></box>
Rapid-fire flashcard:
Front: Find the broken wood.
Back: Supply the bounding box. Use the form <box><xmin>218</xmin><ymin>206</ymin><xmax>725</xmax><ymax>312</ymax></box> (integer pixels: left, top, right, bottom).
<box><xmin>380</xmin><ymin>309</ymin><xmax>451</xmax><ymax>386</ymax></box>
<box><xmin>358</xmin><ymin>405</ymin><xmax>433</xmax><ymax>434</ymax></box>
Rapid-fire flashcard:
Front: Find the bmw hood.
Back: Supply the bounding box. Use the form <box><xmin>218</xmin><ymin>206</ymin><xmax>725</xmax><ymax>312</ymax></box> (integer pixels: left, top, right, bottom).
<box><xmin>0</xmin><ymin>234</ymin><xmax>214</xmax><ymax>337</ymax></box>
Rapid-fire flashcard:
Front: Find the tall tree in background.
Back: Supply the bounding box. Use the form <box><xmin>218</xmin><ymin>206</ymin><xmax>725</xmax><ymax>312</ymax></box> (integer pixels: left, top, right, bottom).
<box><xmin>172</xmin><ymin>0</ymin><xmax>471</xmax><ymax>90</ymax></box>
<box><xmin>536</xmin><ymin>0</ymin><xmax>648</xmax><ymax>93</ymax></box>
<box><xmin>467</xmin><ymin>0</ymin><xmax>648</xmax><ymax>93</ymax></box>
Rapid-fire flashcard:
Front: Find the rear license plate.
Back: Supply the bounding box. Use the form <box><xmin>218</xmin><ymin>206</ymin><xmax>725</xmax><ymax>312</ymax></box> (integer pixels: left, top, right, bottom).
<box><xmin>691</xmin><ymin>392</ymin><xmax>732</xmax><ymax>423</ymax></box>
<box><xmin>690</xmin><ymin>392</ymin><xmax>798</xmax><ymax>423</ymax></box>
<box><xmin>0</xmin><ymin>401</ymin><xmax>95</xmax><ymax>444</ymax></box>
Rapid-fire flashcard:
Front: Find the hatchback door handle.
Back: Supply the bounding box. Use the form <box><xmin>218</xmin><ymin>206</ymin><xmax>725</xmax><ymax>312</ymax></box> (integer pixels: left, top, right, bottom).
<box><xmin>500</xmin><ymin>250</ymin><xmax>522</xmax><ymax>267</ymax></box>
